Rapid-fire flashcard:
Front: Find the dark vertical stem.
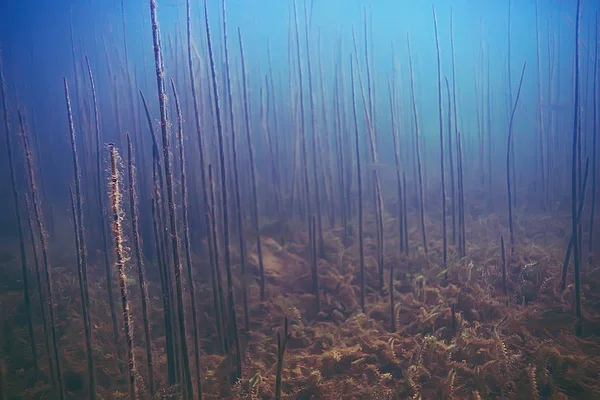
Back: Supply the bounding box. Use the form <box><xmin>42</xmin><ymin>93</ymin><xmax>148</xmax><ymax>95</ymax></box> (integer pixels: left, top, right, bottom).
<box><xmin>501</xmin><ymin>236</ymin><xmax>507</xmax><ymax>296</ymax></box>
<box><xmin>352</xmin><ymin>27</ymin><xmax>384</xmax><ymax>291</ymax></box>
<box><xmin>535</xmin><ymin>0</ymin><xmax>547</xmax><ymax>209</ymax></box>
<box><xmin>275</xmin><ymin>317</ymin><xmax>290</xmax><ymax>400</ymax></box>
<box><xmin>407</xmin><ymin>34</ymin><xmax>427</xmax><ymax>254</ymax></box>
<box><xmin>302</xmin><ymin>0</ymin><xmax>324</xmax><ymax>258</ymax></box>
<box><xmin>433</xmin><ymin>7</ymin><xmax>447</xmax><ymax>271</ymax></box>
<box><xmin>24</xmin><ymin>194</ymin><xmax>53</xmax><ymax>384</ymax></box>
<box><xmin>126</xmin><ymin>134</ymin><xmax>155</xmax><ymax>395</ymax></box>
<box><xmin>293</xmin><ymin>0</ymin><xmax>312</xmax><ymax>225</ymax></box>
<box><xmin>238</xmin><ymin>28</ymin><xmax>266</xmax><ymax>302</ymax></box>
<box><xmin>142</xmin><ymin>91</ymin><xmax>177</xmax><ymax>383</ymax></box>
<box><xmin>506</xmin><ymin>63</ymin><xmax>527</xmax><ymax>261</ymax></box>
<box><xmin>588</xmin><ymin>11</ymin><xmax>598</xmax><ymax>267</ymax></box>
<box><xmin>186</xmin><ymin>0</ymin><xmax>222</xmax><ymax>343</ymax></box>
<box><xmin>310</xmin><ymin>215</ymin><xmax>320</xmax><ymax>312</ymax></box>
<box><xmin>221</xmin><ymin>0</ymin><xmax>250</xmax><ymax>334</ymax></box>
<box><xmin>170</xmin><ymin>80</ymin><xmax>203</xmax><ymax>399</ymax></box>
<box><xmin>390</xmin><ymin>262</ymin><xmax>396</xmax><ymax>332</ymax></box>
<box><xmin>68</xmin><ymin>185</ymin><xmax>95</xmax><ymax>399</ymax></box>
<box><xmin>208</xmin><ymin>164</ymin><xmax>228</xmax><ymax>352</ymax></box>
<box><xmin>350</xmin><ymin>56</ymin><xmax>365</xmax><ymax>312</ymax></box>
<box><xmin>486</xmin><ymin>54</ymin><xmax>493</xmax><ymax>207</ymax></box>
<box><xmin>388</xmin><ymin>76</ymin><xmax>404</xmax><ymax>255</ymax></box>
<box><xmin>456</xmin><ymin>130</ymin><xmax>466</xmax><ymax>257</ymax></box>
<box><xmin>85</xmin><ymin>56</ymin><xmax>121</xmax><ymax>362</ymax></box>
<box><xmin>450</xmin><ymin>11</ymin><xmax>462</xmax><ymax>255</ymax></box>
<box><xmin>444</xmin><ymin>77</ymin><xmax>456</xmax><ymax>248</ymax></box>
<box><xmin>64</xmin><ymin>74</ymin><xmax>95</xmax><ymax>392</ymax></box>
<box><xmin>61</xmin><ymin>78</ymin><xmax>96</xmax><ymax>398</ymax></box>
<box><xmin>108</xmin><ymin>144</ymin><xmax>138</xmax><ymax>400</ymax></box>
<box><xmin>149</xmin><ymin>1</ymin><xmax>193</xmax><ymax>395</ymax></box>
<box><xmin>403</xmin><ymin>171</ymin><xmax>409</xmax><ymax>253</ymax></box>
<box><xmin>0</xmin><ymin>54</ymin><xmax>39</xmax><ymax>380</ymax></box>
<box><xmin>203</xmin><ymin>0</ymin><xmax>241</xmax><ymax>379</ymax></box>
<box><xmin>571</xmin><ymin>0</ymin><xmax>582</xmax><ymax>335</ymax></box>
<box><xmin>561</xmin><ymin>158</ymin><xmax>589</xmax><ymax>291</ymax></box>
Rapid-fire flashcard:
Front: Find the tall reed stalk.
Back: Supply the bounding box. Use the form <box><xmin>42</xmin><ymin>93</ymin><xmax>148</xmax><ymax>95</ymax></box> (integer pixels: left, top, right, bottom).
<box><xmin>506</xmin><ymin>62</ymin><xmax>527</xmax><ymax>261</ymax></box>
<box><xmin>350</xmin><ymin>56</ymin><xmax>365</xmax><ymax>312</ymax></box>
<box><xmin>126</xmin><ymin>133</ymin><xmax>155</xmax><ymax>395</ymax></box>
<box><xmin>407</xmin><ymin>34</ymin><xmax>427</xmax><ymax>254</ymax></box>
<box><xmin>149</xmin><ymin>0</ymin><xmax>193</xmax><ymax>394</ymax></box>
<box><xmin>433</xmin><ymin>6</ymin><xmax>447</xmax><ymax>271</ymax></box>
<box><xmin>203</xmin><ymin>0</ymin><xmax>242</xmax><ymax>379</ymax></box>
<box><xmin>0</xmin><ymin>51</ymin><xmax>40</xmax><ymax>384</ymax></box>
<box><xmin>108</xmin><ymin>144</ymin><xmax>138</xmax><ymax>399</ymax></box>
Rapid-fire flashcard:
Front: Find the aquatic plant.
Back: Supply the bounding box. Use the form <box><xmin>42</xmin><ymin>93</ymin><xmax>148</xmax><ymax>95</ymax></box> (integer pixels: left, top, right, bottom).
<box><xmin>275</xmin><ymin>317</ymin><xmax>290</xmax><ymax>400</ymax></box>
<box><xmin>203</xmin><ymin>0</ymin><xmax>242</xmax><ymax>380</ymax></box>
<box><xmin>107</xmin><ymin>143</ymin><xmax>138</xmax><ymax>399</ymax></box>
<box><xmin>149</xmin><ymin>1</ymin><xmax>193</xmax><ymax>395</ymax></box>
<box><xmin>0</xmin><ymin>49</ymin><xmax>39</xmax><ymax>384</ymax></box>
<box><xmin>126</xmin><ymin>133</ymin><xmax>155</xmax><ymax>395</ymax></box>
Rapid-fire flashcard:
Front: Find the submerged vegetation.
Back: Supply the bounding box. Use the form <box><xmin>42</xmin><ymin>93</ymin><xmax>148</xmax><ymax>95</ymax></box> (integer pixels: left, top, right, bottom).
<box><xmin>0</xmin><ymin>0</ymin><xmax>600</xmax><ymax>399</ymax></box>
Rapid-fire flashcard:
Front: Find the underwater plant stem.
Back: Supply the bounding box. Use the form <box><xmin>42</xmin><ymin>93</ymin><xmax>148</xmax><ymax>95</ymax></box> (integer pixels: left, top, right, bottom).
<box><xmin>24</xmin><ymin>194</ymin><xmax>54</xmax><ymax>384</ymax></box>
<box><xmin>571</xmin><ymin>0</ymin><xmax>582</xmax><ymax>336</ymax></box>
<box><xmin>108</xmin><ymin>144</ymin><xmax>138</xmax><ymax>400</ymax></box>
<box><xmin>407</xmin><ymin>34</ymin><xmax>428</xmax><ymax>254</ymax></box>
<box><xmin>561</xmin><ymin>158</ymin><xmax>589</xmax><ymax>291</ymax></box>
<box><xmin>456</xmin><ymin>130</ymin><xmax>465</xmax><ymax>257</ymax></box>
<box><xmin>302</xmin><ymin>0</ymin><xmax>325</xmax><ymax>259</ymax></box>
<box><xmin>171</xmin><ymin>80</ymin><xmax>203</xmax><ymax>399</ymax></box>
<box><xmin>126</xmin><ymin>134</ymin><xmax>155</xmax><ymax>395</ymax></box>
<box><xmin>501</xmin><ymin>236</ymin><xmax>507</xmax><ymax>296</ymax></box>
<box><xmin>186</xmin><ymin>0</ymin><xmax>223</xmax><ymax>343</ymax></box>
<box><xmin>388</xmin><ymin>76</ymin><xmax>404</xmax><ymax>255</ymax></box>
<box><xmin>221</xmin><ymin>1</ymin><xmax>250</xmax><ymax>334</ymax></box>
<box><xmin>85</xmin><ymin>56</ymin><xmax>121</xmax><ymax>366</ymax></box>
<box><xmin>149</xmin><ymin>1</ymin><xmax>193</xmax><ymax>394</ymax></box>
<box><xmin>203</xmin><ymin>0</ymin><xmax>241</xmax><ymax>379</ymax></box>
<box><xmin>433</xmin><ymin>6</ymin><xmax>447</xmax><ymax>271</ymax></box>
<box><xmin>506</xmin><ymin>62</ymin><xmax>527</xmax><ymax>261</ymax></box>
<box><xmin>293</xmin><ymin>0</ymin><xmax>312</xmax><ymax>226</ymax></box>
<box><xmin>208</xmin><ymin>164</ymin><xmax>228</xmax><ymax>353</ymax></box>
<box><xmin>390</xmin><ymin>262</ymin><xmax>396</xmax><ymax>332</ymax></box>
<box><xmin>0</xmin><ymin>53</ymin><xmax>40</xmax><ymax>381</ymax></box>
<box><xmin>64</xmin><ymin>74</ymin><xmax>96</xmax><ymax>395</ymax></box>
<box><xmin>534</xmin><ymin>0</ymin><xmax>547</xmax><ymax>209</ymax></box>
<box><xmin>238</xmin><ymin>28</ymin><xmax>266</xmax><ymax>303</ymax></box>
<box><xmin>68</xmin><ymin>186</ymin><xmax>95</xmax><ymax>399</ymax></box>
<box><xmin>350</xmin><ymin>56</ymin><xmax>365</xmax><ymax>312</ymax></box>
<box><xmin>275</xmin><ymin>317</ymin><xmax>291</xmax><ymax>400</ymax></box>
<box><xmin>310</xmin><ymin>215</ymin><xmax>320</xmax><ymax>312</ymax></box>
<box><xmin>444</xmin><ymin>76</ymin><xmax>456</xmax><ymax>249</ymax></box>
<box><xmin>352</xmin><ymin>26</ymin><xmax>385</xmax><ymax>291</ymax></box>
<box><xmin>141</xmin><ymin>91</ymin><xmax>178</xmax><ymax>382</ymax></box>
<box><xmin>588</xmin><ymin>11</ymin><xmax>598</xmax><ymax>267</ymax></box>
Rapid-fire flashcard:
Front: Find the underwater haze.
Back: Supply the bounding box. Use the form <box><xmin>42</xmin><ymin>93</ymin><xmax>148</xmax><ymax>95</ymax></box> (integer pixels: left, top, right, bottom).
<box><xmin>1</xmin><ymin>0</ymin><xmax>600</xmax><ymax>399</ymax></box>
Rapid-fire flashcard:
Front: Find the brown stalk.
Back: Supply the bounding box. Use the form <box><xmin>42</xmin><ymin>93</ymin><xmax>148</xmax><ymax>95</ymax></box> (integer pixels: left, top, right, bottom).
<box><xmin>221</xmin><ymin>0</ymin><xmax>250</xmax><ymax>334</ymax></box>
<box><xmin>1</xmin><ymin>54</ymin><xmax>40</xmax><ymax>381</ymax></box>
<box><xmin>126</xmin><ymin>133</ymin><xmax>155</xmax><ymax>395</ymax></box>
<box><xmin>407</xmin><ymin>34</ymin><xmax>428</xmax><ymax>254</ymax></box>
<box><xmin>350</xmin><ymin>55</ymin><xmax>365</xmax><ymax>312</ymax></box>
<box><xmin>171</xmin><ymin>79</ymin><xmax>203</xmax><ymax>398</ymax></box>
<box><xmin>108</xmin><ymin>144</ymin><xmax>138</xmax><ymax>399</ymax></box>
<box><xmin>433</xmin><ymin>6</ymin><xmax>447</xmax><ymax>271</ymax></box>
<box><xmin>238</xmin><ymin>28</ymin><xmax>266</xmax><ymax>302</ymax></box>
<box><xmin>203</xmin><ymin>0</ymin><xmax>241</xmax><ymax>379</ymax></box>
<box><xmin>149</xmin><ymin>0</ymin><xmax>193</xmax><ymax>393</ymax></box>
